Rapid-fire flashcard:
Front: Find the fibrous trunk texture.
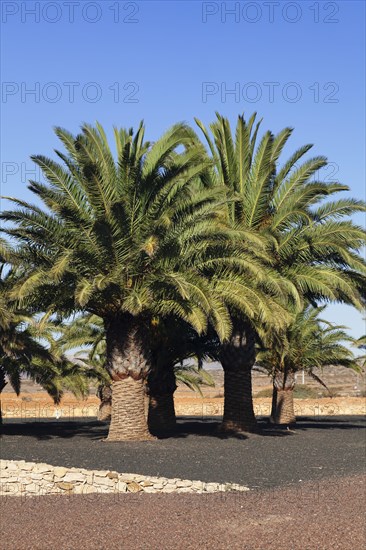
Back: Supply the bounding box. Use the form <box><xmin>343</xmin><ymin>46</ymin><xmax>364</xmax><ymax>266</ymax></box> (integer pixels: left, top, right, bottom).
<box><xmin>97</xmin><ymin>384</ymin><xmax>112</xmax><ymax>421</ymax></box>
<box><xmin>105</xmin><ymin>314</ymin><xmax>154</xmax><ymax>441</ymax></box>
<box><xmin>148</xmin><ymin>365</ymin><xmax>177</xmax><ymax>433</ymax></box>
<box><xmin>107</xmin><ymin>378</ymin><xmax>153</xmax><ymax>441</ymax></box>
<box><xmin>219</xmin><ymin>322</ymin><xmax>257</xmax><ymax>433</ymax></box>
<box><xmin>270</xmin><ymin>370</ymin><xmax>296</xmax><ymax>425</ymax></box>
<box><xmin>0</xmin><ymin>366</ymin><xmax>7</xmax><ymax>425</ymax></box>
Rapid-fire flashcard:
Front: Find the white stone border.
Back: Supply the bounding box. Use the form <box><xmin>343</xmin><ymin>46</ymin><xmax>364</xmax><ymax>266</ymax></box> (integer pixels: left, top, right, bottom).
<box><xmin>0</xmin><ymin>460</ymin><xmax>249</xmax><ymax>497</ymax></box>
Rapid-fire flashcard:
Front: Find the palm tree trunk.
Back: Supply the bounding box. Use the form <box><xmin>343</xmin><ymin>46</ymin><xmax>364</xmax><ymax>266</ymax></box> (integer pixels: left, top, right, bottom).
<box><xmin>107</xmin><ymin>378</ymin><xmax>153</xmax><ymax>440</ymax></box>
<box><xmin>0</xmin><ymin>365</ymin><xmax>7</xmax><ymax>425</ymax></box>
<box><xmin>270</xmin><ymin>386</ymin><xmax>278</xmax><ymax>423</ymax></box>
<box><xmin>97</xmin><ymin>384</ymin><xmax>112</xmax><ymax>421</ymax></box>
<box><xmin>219</xmin><ymin>322</ymin><xmax>257</xmax><ymax>433</ymax></box>
<box><xmin>105</xmin><ymin>314</ymin><xmax>154</xmax><ymax>441</ymax></box>
<box><xmin>148</xmin><ymin>394</ymin><xmax>176</xmax><ymax>432</ymax></box>
<box><xmin>148</xmin><ymin>365</ymin><xmax>177</xmax><ymax>433</ymax></box>
<box><xmin>270</xmin><ymin>370</ymin><xmax>296</xmax><ymax>425</ymax></box>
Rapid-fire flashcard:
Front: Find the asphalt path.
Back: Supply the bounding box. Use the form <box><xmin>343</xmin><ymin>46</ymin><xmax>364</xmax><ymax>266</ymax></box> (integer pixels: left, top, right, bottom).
<box><xmin>1</xmin><ymin>416</ymin><xmax>365</xmax><ymax>489</ymax></box>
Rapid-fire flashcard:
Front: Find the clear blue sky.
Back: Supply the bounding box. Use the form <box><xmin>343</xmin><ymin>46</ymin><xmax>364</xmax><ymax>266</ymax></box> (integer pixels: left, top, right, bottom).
<box><xmin>1</xmin><ymin>0</ymin><xmax>365</xmax><ymax>341</ymax></box>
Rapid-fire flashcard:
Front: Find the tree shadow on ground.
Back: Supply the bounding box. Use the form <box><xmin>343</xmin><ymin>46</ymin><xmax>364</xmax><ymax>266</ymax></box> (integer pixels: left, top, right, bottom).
<box><xmin>0</xmin><ymin>419</ymin><xmax>108</xmax><ymax>441</ymax></box>
<box><xmin>282</xmin><ymin>416</ymin><xmax>366</xmax><ymax>432</ymax></box>
<box><xmin>0</xmin><ymin>418</ymin><xmax>274</xmax><ymax>441</ymax></box>
<box><xmin>152</xmin><ymin>419</ymin><xmax>293</xmax><ymax>440</ymax></box>
<box><xmin>0</xmin><ymin>416</ymin><xmax>364</xmax><ymax>442</ymax></box>
<box><xmin>154</xmin><ymin>416</ymin><xmax>366</xmax><ymax>439</ymax></box>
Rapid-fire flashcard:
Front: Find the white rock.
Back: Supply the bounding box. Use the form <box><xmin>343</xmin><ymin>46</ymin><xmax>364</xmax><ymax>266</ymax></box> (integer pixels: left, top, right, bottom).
<box><xmin>94</xmin><ymin>475</ymin><xmax>115</xmax><ymax>487</ymax></box>
<box><xmin>116</xmin><ymin>481</ymin><xmax>128</xmax><ymax>492</ymax></box>
<box><xmin>96</xmin><ymin>486</ymin><xmax>113</xmax><ymax>493</ymax></box>
<box><xmin>42</xmin><ymin>474</ymin><xmax>55</xmax><ymax>482</ymax></box>
<box><xmin>53</xmin><ymin>467</ymin><xmax>68</xmax><ymax>478</ymax></box>
<box><xmin>33</xmin><ymin>463</ymin><xmax>52</xmax><ymax>474</ymax></box>
<box><xmin>0</xmin><ymin>463</ymin><xmax>235</xmax><ymax>498</ymax></box>
<box><xmin>230</xmin><ymin>483</ymin><xmax>249</xmax><ymax>492</ymax></box>
<box><xmin>152</xmin><ymin>483</ymin><xmax>164</xmax><ymax>490</ymax></box>
<box><xmin>176</xmin><ymin>480</ymin><xmax>192</xmax><ymax>488</ymax></box>
<box><xmin>49</xmin><ymin>487</ymin><xmax>62</xmax><ymax>494</ymax></box>
<box><xmin>31</xmin><ymin>474</ymin><xmax>46</xmax><ymax>480</ymax></box>
<box><xmin>26</xmin><ymin>483</ymin><xmax>39</xmax><ymax>492</ymax></box>
<box><xmin>143</xmin><ymin>487</ymin><xmax>158</xmax><ymax>493</ymax></box>
<box><xmin>146</xmin><ymin>476</ymin><xmax>160</xmax><ymax>483</ymax></box>
<box><xmin>1</xmin><ymin>483</ymin><xmax>22</xmax><ymax>494</ymax></box>
<box><xmin>63</xmin><ymin>472</ymin><xmax>86</xmax><ymax>483</ymax></box>
<box><xmin>164</xmin><ymin>483</ymin><xmax>176</xmax><ymax>490</ymax></box>
<box><xmin>4</xmin><ymin>477</ymin><xmax>20</xmax><ymax>483</ymax></box>
<box><xmin>191</xmin><ymin>481</ymin><xmax>204</xmax><ymax>490</ymax></box>
<box><xmin>20</xmin><ymin>463</ymin><xmax>34</xmax><ymax>472</ymax></box>
<box><xmin>82</xmin><ymin>485</ymin><xmax>97</xmax><ymax>494</ymax></box>
<box><xmin>133</xmin><ymin>474</ymin><xmax>147</xmax><ymax>482</ymax></box>
<box><xmin>118</xmin><ymin>473</ymin><xmax>135</xmax><ymax>482</ymax></box>
<box><xmin>94</xmin><ymin>470</ymin><xmax>109</xmax><ymax>477</ymax></box>
<box><xmin>2</xmin><ymin>489</ymin><xmax>21</xmax><ymax>496</ymax></box>
<box><xmin>73</xmin><ymin>485</ymin><xmax>87</xmax><ymax>494</ymax></box>
<box><xmin>21</xmin><ymin>477</ymin><xmax>33</xmax><ymax>485</ymax></box>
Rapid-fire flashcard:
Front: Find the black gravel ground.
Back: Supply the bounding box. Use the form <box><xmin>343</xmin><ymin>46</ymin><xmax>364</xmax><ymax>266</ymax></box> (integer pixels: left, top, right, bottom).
<box><xmin>1</xmin><ymin>416</ymin><xmax>365</xmax><ymax>488</ymax></box>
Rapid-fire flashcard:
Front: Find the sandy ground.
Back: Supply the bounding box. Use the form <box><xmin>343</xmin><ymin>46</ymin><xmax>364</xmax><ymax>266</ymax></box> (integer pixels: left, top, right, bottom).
<box><xmin>1</xmin><ymin>474</ymin><xmax>365</xmax><ymax>549</ymax></box>
<box><xmin>1</xmin><ymin>392</ymin><xmax>365</xmax><ymax>419</ymax></box>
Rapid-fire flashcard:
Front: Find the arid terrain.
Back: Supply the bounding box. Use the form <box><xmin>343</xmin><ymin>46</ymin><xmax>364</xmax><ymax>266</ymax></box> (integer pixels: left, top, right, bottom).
<box><xmin>2</xmin><ymin>365</ymin><xmax>365</xmax><ymax>420</ymax></box>
<box><xmin>2</xmin><ymin>475</ymin><xmax>365</xmax><ymax>550</ymax></box>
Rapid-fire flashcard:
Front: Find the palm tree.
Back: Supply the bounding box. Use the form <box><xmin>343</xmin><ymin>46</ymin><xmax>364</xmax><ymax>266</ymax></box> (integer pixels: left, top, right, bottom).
<box><xmin>0</xmin><ymin>265</ymin><xmax>88</xmax><ymax>423</ymax></box>
<box><xmin>59</xmin><ymin>313</ymin><xmax>215</xmax><ymax>430</ymax></box>
<box><xmin>1</xmin><ymin>121</ymin><xmax>271</xmax><ymax>440</ymax></box>
<box><xmin>354</xmin><ymin>331</ymin><xmax>366</xmax><ymax>368</ymax></box>
<box><xmin>50</xmin><ymin>313</ymin><xmax>112</xmax><ymax>420</ymax></box>
<box><xmin>257</xmin><ymin>306</ymin><xmax>360</xmax><ymax>424</ymax></box>
<box><xmin>195</xmin><ymin>113</ymin><xmax>366</xmax><ymax>433</ymax></box>
<box><xmin>147</xmin><ymin>317</ymin><xmax>218</xmax><ymax>433</ymax></box>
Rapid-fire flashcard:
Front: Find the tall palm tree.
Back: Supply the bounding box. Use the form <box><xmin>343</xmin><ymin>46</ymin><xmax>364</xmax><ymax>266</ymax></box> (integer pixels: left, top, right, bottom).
<box><xmin>1</xmin><ymin>122</ymin><xmax>278</xmax><ymax>440</ymax></box>
<box><xmin>195</xmin><ymin>113</ymin><xmax>366</xmax><ymax>432</ymax></box>
<box><xmin>59</xmin><ymin>313</ymin><xmax>215</xmax><ymax>430</ymax></box>
<box><xmin>257</xmin><ymin>306</ymin><xmax>360</xmax><ymax>424</ymax></box>
<box><xmin>147</xmin><ymin>317</ymin><xmax>218</xmax><ymax>433</ymax></box>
